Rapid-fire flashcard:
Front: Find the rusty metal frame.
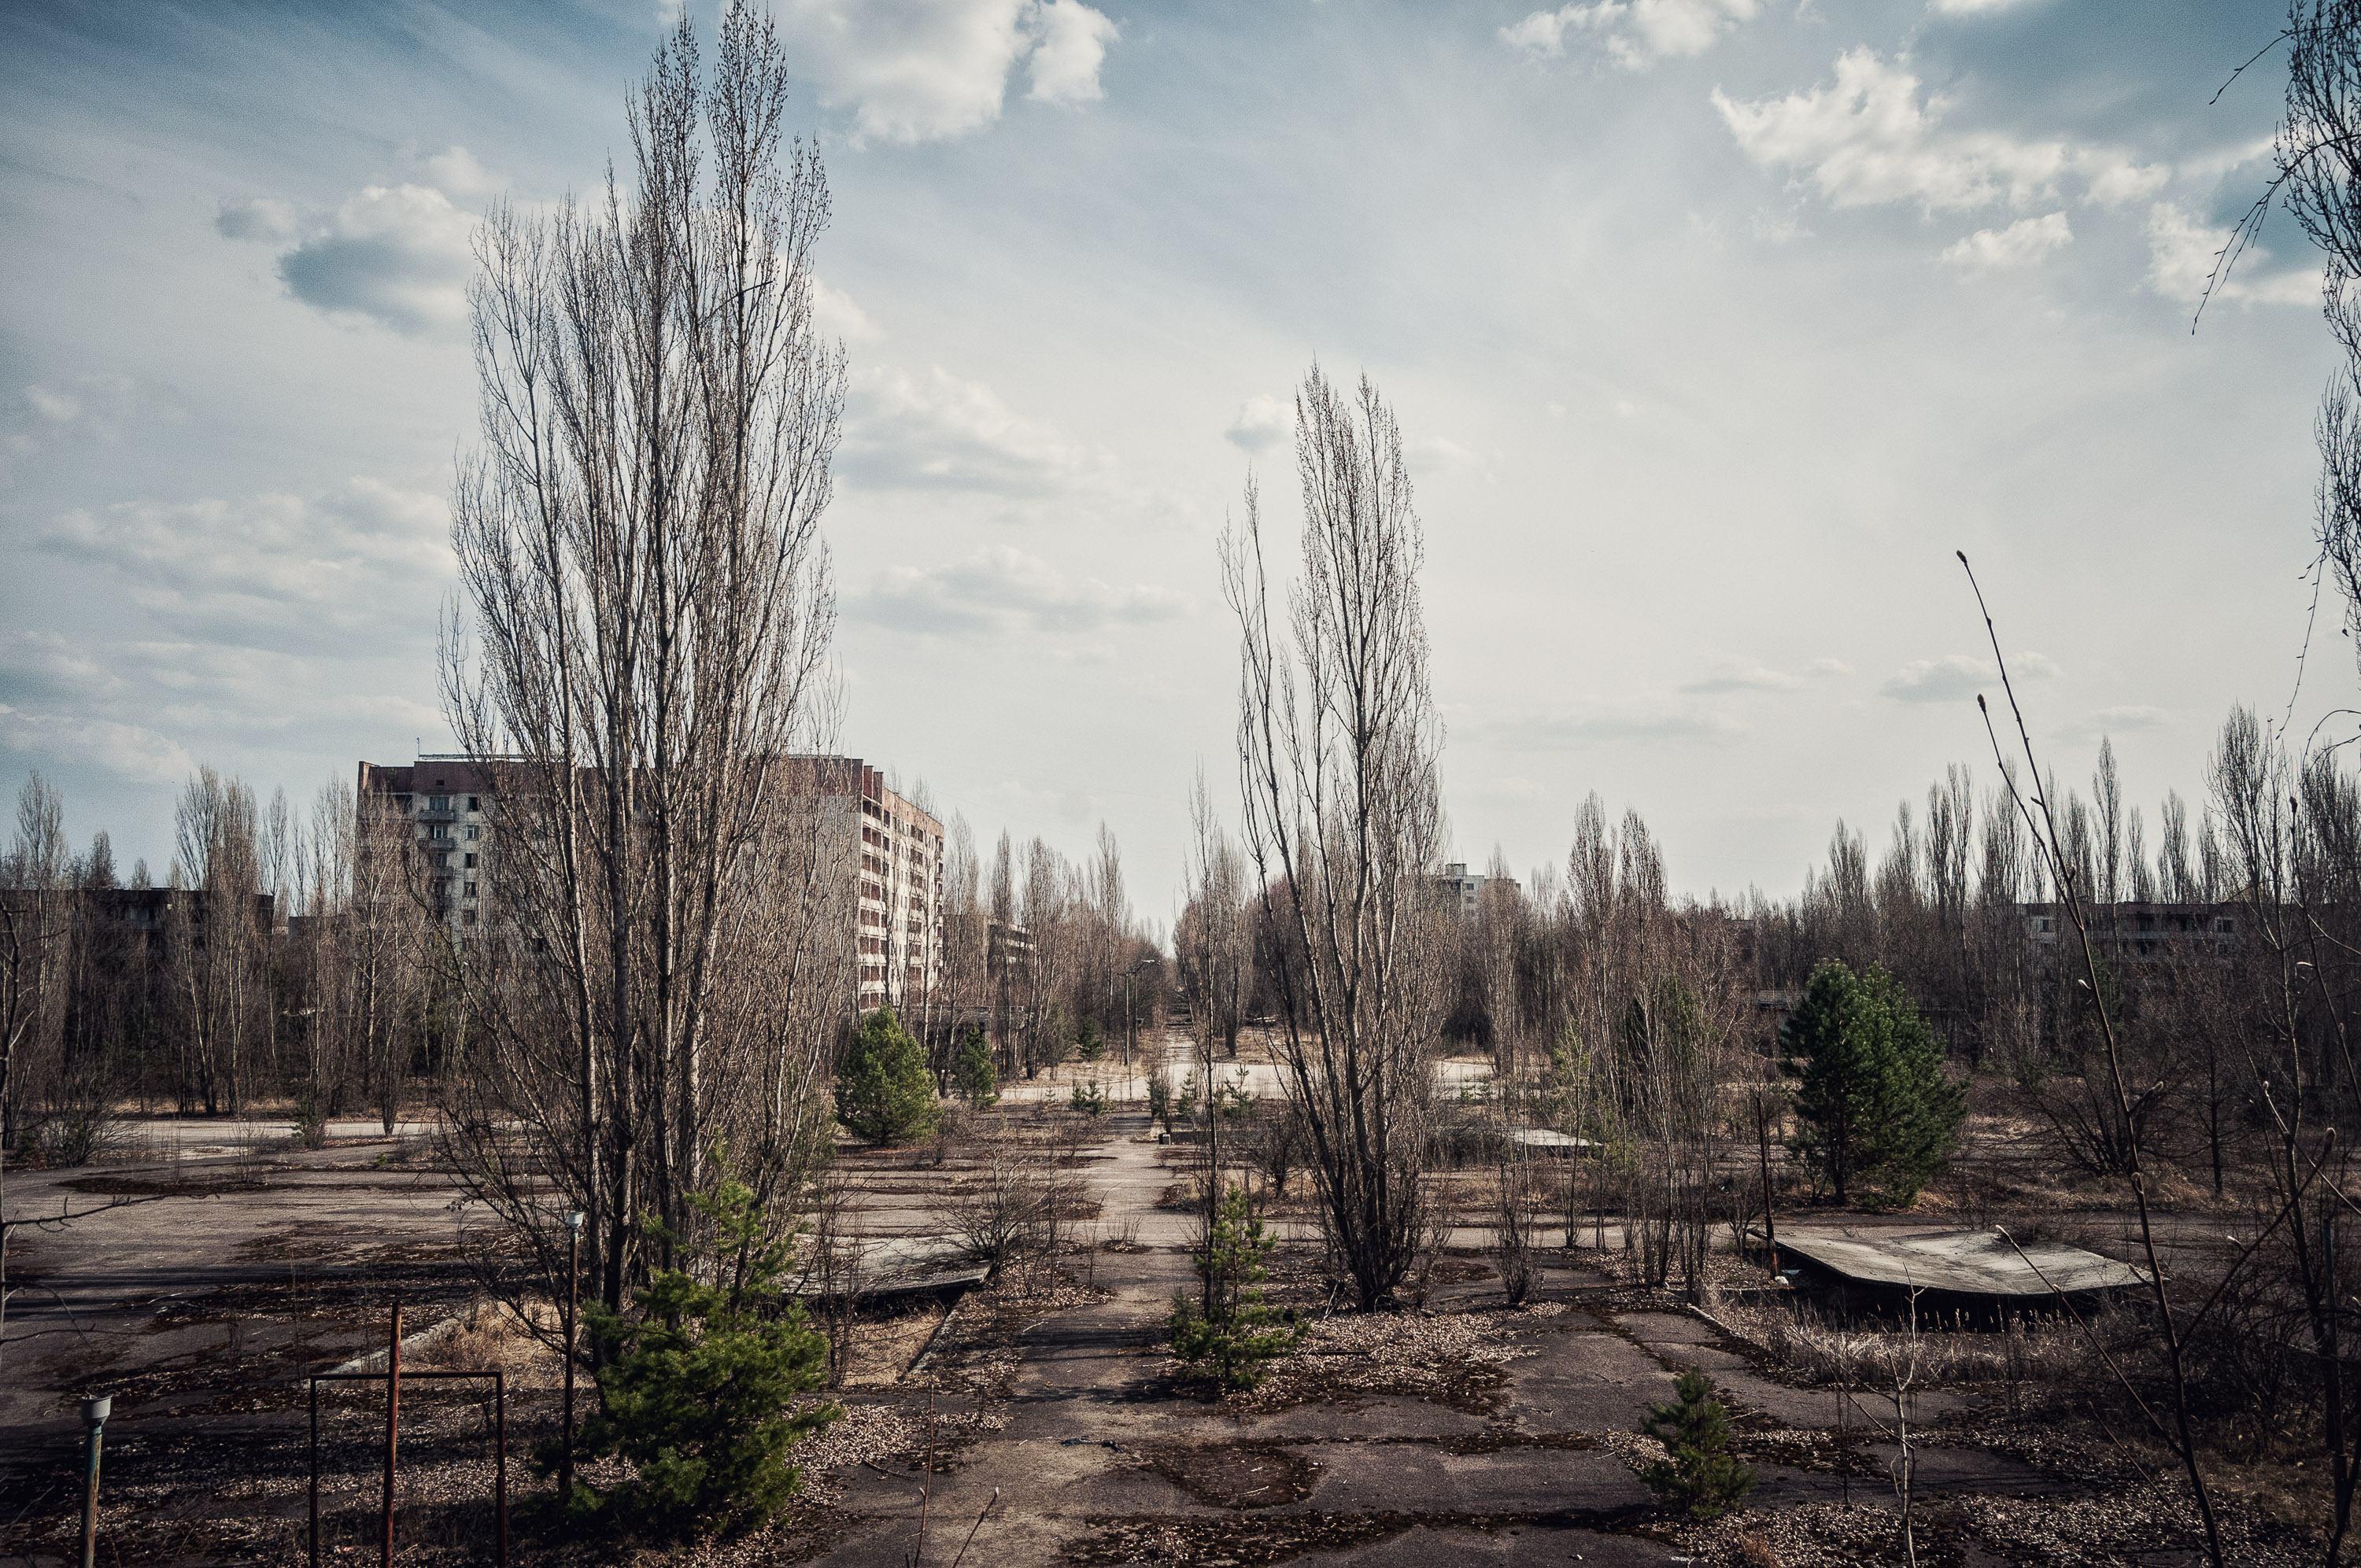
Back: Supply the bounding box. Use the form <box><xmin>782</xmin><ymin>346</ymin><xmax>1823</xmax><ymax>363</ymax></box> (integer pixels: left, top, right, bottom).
<box><xmin>307</xmin><ymin>1367</ymin><xmax>507</xmax><ymax>1567</ymax></box>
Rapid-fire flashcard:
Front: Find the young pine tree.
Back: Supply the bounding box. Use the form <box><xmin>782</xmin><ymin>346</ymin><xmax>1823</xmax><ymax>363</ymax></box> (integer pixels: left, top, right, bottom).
<box><xmin>952</xmin><ymin>1024</ymin><xmax>999</xmax><ymax>1108</ymax></box>
<box><xmin>834</xmin><ymin>1006</ymin><xmax>940</xmax><ymax>1145</ymax></box>
<box><xmin>1169</xmin><ymin>1183</ymin><xmax>1300</xmax><ymax>1390</ymax></box>
<box><xmin>1782</xmin><ymin>960</ymin><xmax>1963</xmax><ymax>1205</ymax></box>
<box><xmin>1639</xmin><ymin>1367</ymin><xmax>1755</xmax><ymax>1521</ymax></box>
<box><xmin>575</xmin><ymin>1174</ymin><xmax>837</xmax><ymax>1538</ymax></box>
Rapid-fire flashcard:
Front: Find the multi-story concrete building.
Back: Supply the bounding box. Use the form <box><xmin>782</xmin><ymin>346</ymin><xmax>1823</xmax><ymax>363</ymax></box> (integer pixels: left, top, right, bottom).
<box><xmin>2024</xmin><ymin>901</ymin><xmax>2242</xmax><ymax>965</ymax></box>
<box><xmin>1429</xmin><ymin>861</ymin><xmax>1518</xmax><ymax>917</ymax></box>
<box><xmin>357</xmin><ymin>752</ymin><xmax>943</xmax><ymax>1013</ymax></box>
<box><xmin>354</xmin><ymin>755</ymin><xmax>493</xmax><ymax>932</ymax></box>
<box><xmin>798</xmin><ymin>757</ymin><xmax>944</xmax><ymax>1014</ymax></box>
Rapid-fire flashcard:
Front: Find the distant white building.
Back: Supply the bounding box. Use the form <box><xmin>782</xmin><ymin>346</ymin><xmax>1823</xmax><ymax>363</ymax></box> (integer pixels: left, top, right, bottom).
<box><xmin>1428</xmin><ymin>861</ymin><xmax>1517</xmax><ymax>918</ymax></box>
<box><xmin>358</xmin><ymin>751</ymin><xmax>944</xmax><ymax>1013</ymax></box>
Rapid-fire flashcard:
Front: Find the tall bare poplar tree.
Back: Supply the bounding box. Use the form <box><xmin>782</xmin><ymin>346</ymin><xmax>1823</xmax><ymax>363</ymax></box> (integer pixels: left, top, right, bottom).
<box><xmin>442</xmin><ymin>2</ymin><xmax>847</xmax><ymax>1313</ymax></box>
<box><xmin>1223</xmin><ymin>365</ymin><xmax>1447</xmax><ymax>1310</ymax></box>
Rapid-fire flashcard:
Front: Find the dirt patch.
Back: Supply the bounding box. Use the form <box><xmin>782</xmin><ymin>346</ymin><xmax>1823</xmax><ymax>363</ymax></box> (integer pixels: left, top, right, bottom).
<box><xmin>1424</xmin><ymin>1256</ymin><xmax>1495</xmax><ymax>1286</ymax></box>
<box><xmin>1433</xmin><ymin>1424</ymin><xmax>1597</xmax><ymax>1455</ymax></box>
<box><xmin>1229</xmin><ymin>1308</ymin><xmax>1532</xmax><ymax>1415</ymax></box>
<box><xmin>1064</xmin><ymin>1511</ymin><xmax>1407</xmax><ymax>1566</ymax></box>
<box><xmin>61</xmin><ymin>1171</ymin><xmax>272</xmax><ymax>1198</ymax></box>
<box><xmin>1137</xmin><ymin>1441</ymin><xmax>1320</xmax><ymax>1509</ymax></box>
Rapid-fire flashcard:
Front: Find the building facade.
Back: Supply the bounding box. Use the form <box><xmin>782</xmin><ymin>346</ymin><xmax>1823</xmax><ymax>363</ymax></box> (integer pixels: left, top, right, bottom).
<box><xmin>357</xmin><ymin>753</ymin><xmax>944</xmax><ymax>1013</ymax></box>
<box><xmin>1429</xmin><ymin>861</ymin><xmax>1518</xmax><ymax>917</ymax></box>
<box><xmin>355</xmin><ymin>756</ymin><xmax>494</xmax><ymax>933</ymax></box>
<box><xmin>798</xmin><ymin>758</ymin><xmax>945</xmax><ymax>1014</ymax></box>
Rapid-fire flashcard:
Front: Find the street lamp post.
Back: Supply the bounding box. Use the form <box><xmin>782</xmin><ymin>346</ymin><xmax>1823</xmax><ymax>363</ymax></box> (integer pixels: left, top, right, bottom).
<box><xmin>79</xmin><ymin>1394</ymin><xmax>109</xmax><ymax>1568</ymax></box>
<box><xmin>560</xmin><ymin>1209</ymin><xmax>585</xmax><ymax>1506</ymax></box>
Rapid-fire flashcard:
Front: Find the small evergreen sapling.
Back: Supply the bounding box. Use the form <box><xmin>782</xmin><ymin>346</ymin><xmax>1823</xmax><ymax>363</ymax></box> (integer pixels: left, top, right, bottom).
<box><xmin>1168</xmin><ymin>1183</ymin><xmax>1300</xmax><ymax>1390</ymax></box>
<box><xmin>1639</xmin><ymin>1367</ymin><xmax>1755</xmax><ymax>1521</ymax></box>
<box><xmin>834</xmin><ymin>1005</ymin><xmax>940</xmax><ymax>1145</ymax></box>
<box><xmin>952</xmin><ymin>1024</ymin><xmax>999</xmax><ymax>1108</ymax></box>
<box><xmin>573</xmin><ymin>1175</ymin><xmax>838</xmax><ymax>1539</ymax></box>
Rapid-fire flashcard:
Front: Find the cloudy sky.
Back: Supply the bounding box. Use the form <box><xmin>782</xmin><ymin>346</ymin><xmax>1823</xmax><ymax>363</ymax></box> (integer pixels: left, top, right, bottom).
<box><xmin>0</xmin><ymin>0</ymin><xmax>2340</xmax><ymax>917</ymax></box>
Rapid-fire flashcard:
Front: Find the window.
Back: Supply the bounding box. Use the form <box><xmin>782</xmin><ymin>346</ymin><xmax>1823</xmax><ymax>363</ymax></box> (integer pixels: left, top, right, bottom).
<box><xmin>463</xmin><ymin>909</ymin><xmax>478</xmax><ymax>926</ymax></box>
<box><xmin>464</xmin><ymin>826</ymin><xmax>479</xmax><ymax>841</ymax></box>
<box><xmin>464</xmin><ymin>853</ymin><xmax>477</xmax><ymax>869</ymax></box>
<box><xmin>464</xmin><ymin>880</ymin><xmax>478</xmax><ymax>898</ymax></box>
<box><xmin>428</xmin><ymin>794</ymin><xmax>449</xmax><ymax>811</ymax></box>
<box><xmin>467</xmin><ymin>795</ymin><xmax>479</xmax><ymax>811</ymax></box>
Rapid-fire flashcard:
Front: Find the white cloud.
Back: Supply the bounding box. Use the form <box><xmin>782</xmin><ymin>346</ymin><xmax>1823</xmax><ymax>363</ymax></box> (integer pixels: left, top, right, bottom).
<box><xmin>0</xmin><ymin>631</ymin><xmax>124</xmax><ymax>704</ymax></box>
<box><xmin>1805</xmin><ymin>657</ymin><xmax>1853</xmax><ymax>677</ymax></box>
<box><xmin>1028</xmin><ymin>0</ymin><xmax>1118</xmax><ymax>103</ymax></box>
<box><xmin>417</xmin><ymin>144</ymin><xmax>499</xmax><ymax>201</ymax></box>
<box><xmin>1225</xmin><ymin>393</ymin><xmax>1290</xmax><ymax>456</ymax></box>
<box><xmin>0</xmin><ymin>705</ymin><xmax>194</xmax><ymax>786</ymax></box>
<box><xmin>1680</xmin><ymin>658</ymin><xmax>1801</xmax><ymax>695</ymax></box>
<box><xmin>4</xmin><ymin>375</ymin><xmax>156</xmax><ymax>480</ymax></box>
<box><xmin>1942</xmin><ymin>210</ymin><xmax>2072</xmax><ymax>272</ymax></box>
<box><xmin>1465</xmin><ymin>702</ymin><xmax>1746</xmax><ymax>747</ymax></box>
<box><xmin>851</xmin><ymin>544</ymin><xmax>1188</xmax><ymax>637</ymax></box>
<box><xmin>2056</xmin><ymin>703</ymin><xmax>2170</xmax><ymax>743</ymax></box>
<box><xmin>24</xmin><ymin>386</ymin><xmax>80</xmax><ymax>423</ymax></box>
<box><xmin>1502</xmin><ymin>0</ymin><xmax>1761</xmax><ymax>70</ymax></box>
<box><xmin>814</xmin><ymin>278</ymin><xmax>881</xmax><ymax>342</ymax></box>
<box><xmin>215</xmin><ymin>195</ymin><xmax>300</xmax><ymax>245</ymax></box>
<box><xmin>841</xmin><ymin>363</ymin><xmax>1105</xmax><ymax>496</ymax></box>
<box><xmin>273</xmin><ymin>183</ymin><xmax>476</xmax><ymax>335</ymax></box>
<box><xmin>2143</xmin><ymin>202</ymin><xmax>2319</xmax><ymax>308</ymax></box>
<box><xmin>40</xmin><ymin>478</ymin><xmax>453</xmax><ymax>648</ymax></box>
<box><xmin>1410</xmin><ymin>434</ymin><xmax>1495</xmax><ymax>483</ymax></box>
<box><xmin>776</xmin><ymin>0</ymin><xmax>1117</xmax><ymax>145</ymax></box>
<box><xmin>1930</xmin><ymin>0</ymin><xmax>2045</xmax><ymax>12</ymax></box>
<box><xmin>1879</xmin><ymin>650</ymin><xmax>2056</xmax><ymax>704</ymax></box>
<box><xmin>1714</xmin><ymin>50</ymin><xmax>2163</xmax><ymax>216</ymax></box>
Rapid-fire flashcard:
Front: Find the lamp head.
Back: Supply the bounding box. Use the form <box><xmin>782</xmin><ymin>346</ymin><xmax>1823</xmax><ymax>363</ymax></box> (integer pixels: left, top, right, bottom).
<box><xmin>566</xmin><ymin>1209</ymin><xmax>586</xmax><ymax>1233</ymax></box>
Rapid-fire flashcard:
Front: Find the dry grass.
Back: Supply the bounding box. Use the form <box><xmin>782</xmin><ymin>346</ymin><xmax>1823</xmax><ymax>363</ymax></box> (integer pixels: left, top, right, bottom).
<box><xmin>1718</xmin><ymin>1296</ymin><xmax>2100</xmax><ymax>1390</ymax></box>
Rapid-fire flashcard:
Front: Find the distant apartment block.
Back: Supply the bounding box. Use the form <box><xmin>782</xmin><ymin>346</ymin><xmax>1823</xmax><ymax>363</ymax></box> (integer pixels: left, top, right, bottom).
<box><xmin>357</xmin><ymin>752</ymin><xmax>943</xmax><ymax>1013</ymax></box>
<box><xmin>2024</xmin><ymin>901</ymin><xmax>2241</xmax><ymax>965</ymax></box>
<box><xmin>1429</xmin><ymin>861</ymin><xmax>1518</xmax><ymax>918</ymax></box>
<box><xmin>803</xmin><ymin>757</ymin><xmax>945</xmax><ymax>1013</ymax></box>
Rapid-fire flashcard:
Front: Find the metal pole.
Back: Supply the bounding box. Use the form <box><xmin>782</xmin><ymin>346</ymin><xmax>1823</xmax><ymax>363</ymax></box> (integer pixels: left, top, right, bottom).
<box><xmin>78</xmin><ymin>1394</ymin><xmax>109</xmax><ymax>1568</ymax></box>
<box><xmin>493</xmin><ymin>1371</ymin><xmax>508</xmax><ymax>1568</ymax></box>
<box><xmin>382</xmin><ymin>1298</ymin><xmax>401</xmax><ymax>1567</ymax></box>
<box><xmin>308</xmin><ymin>1379</ymin><xmax>320</xmax><ymax>1568</ymax></box>
<box><xmin>562</xmin><ymin>1209</ymin><xmax>583</xmax><ymax>1507</ymax></box>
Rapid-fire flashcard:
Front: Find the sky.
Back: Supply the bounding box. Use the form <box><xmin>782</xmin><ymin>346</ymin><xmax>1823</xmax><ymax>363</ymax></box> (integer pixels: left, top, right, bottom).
<box><xmin>0</xmin><ymin>0</ymin><xmax>2344</xmax><ymax>924</ymax></box>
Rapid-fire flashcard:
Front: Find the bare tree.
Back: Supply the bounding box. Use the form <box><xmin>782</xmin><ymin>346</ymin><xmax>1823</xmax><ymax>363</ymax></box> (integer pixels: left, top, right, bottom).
<box><xmin>0</xmin><ymin>775</ymin><xmax>71</xmax><ymax>1152</ymax></box>
<box><xmin>168</xmin><ymin>767</ymin><xmax>269</xmax><ymax>1116</ymax></box>
<box><xmin>1222</xmin><ymin>364</ymin><xmax>1447</xmax><ymax>1310</ymax></box>
<box><xmin>440</xmin><ymin>2</ymin><xmax>847</xmax><ymax>1315</ymax></box>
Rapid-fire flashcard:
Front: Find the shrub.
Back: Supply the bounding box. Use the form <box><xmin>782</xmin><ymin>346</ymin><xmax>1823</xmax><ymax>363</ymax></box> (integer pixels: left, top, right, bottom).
<box><xmin>952</xmin><ymin>1025</ymin><xmax>999</xmax><ymax>1108</ymax></box>
<box><xmin>1639</xmin><ymin>1367</ymin><xmax>1755</xmax><ymax>1521</ymax></box>
<box><xmin>20</xmin><ymin>1107</ymin><xmax>121</xmax><ymax>1168</ymax></box>
<box><xmin>1252</xmin><ymin>1103</ymin><xmax>1304</xmax><ymax>1196</ymax></box>
<box><xmin>1076</xmin><ymin>1017</ymin><xmax>1106</xmax><ymax>1061</ymax></box>
<box><xmin>574</xmin><ymin>1175</ymin><xmax>837</xmax><ymax>1539</ymax></box>
<box><xmin>835</xmin><ymin>1006</ymin><xmax>940</xmax><ymax>1145</ymax></box>
<box><xmin>1069</xmin><ymin>1079</ymin><xmax>1107</xmax><ymax>1116</ymax></box>
<box><xmin>1169</xmin><ymin>1183</ymin><xmax>1300</xmax><ymax>1390</ymax></box>
<box><xmin>938</xmin><ymin>1129</ymin><xmax>1051</xmax><ymax>1276</ymax></box>
<box><xmin>293</xmin><ymin>1098</ymin><xmax>331</xmax><ymax>1151</ymax></box>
